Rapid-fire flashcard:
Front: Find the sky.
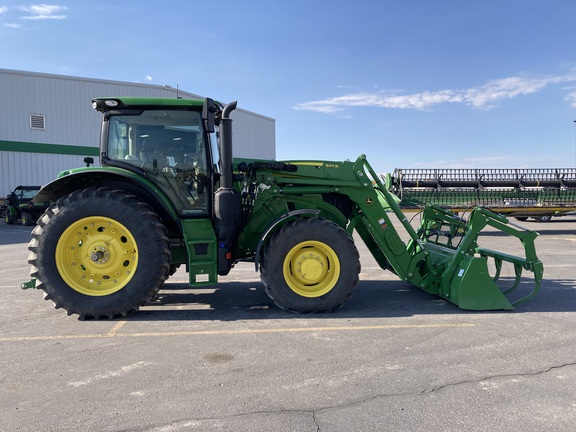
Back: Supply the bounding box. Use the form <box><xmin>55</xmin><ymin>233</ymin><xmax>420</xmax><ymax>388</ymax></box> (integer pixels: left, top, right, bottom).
<box><xmin>1</xmin><ymin>1</ymin><xmax>576</xmax><ymax>174</ymax></box>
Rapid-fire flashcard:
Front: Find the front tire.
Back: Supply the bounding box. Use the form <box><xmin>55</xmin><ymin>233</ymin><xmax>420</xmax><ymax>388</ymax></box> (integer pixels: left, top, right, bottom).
<box><xmin>27</xmin><ymin>188</ymin><xmax>170</xmax><ymax>319</ymax></box>
<box><xmin>261</xmin><ymin>218</ymin><xmax>360</xmax><ymax>313</ymax></box>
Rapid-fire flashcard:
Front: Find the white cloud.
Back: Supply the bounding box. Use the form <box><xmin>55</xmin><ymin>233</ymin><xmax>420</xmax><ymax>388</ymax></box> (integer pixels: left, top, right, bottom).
<box><xmin>565</xmin><ymin>91</ymin><xmax>576</xmax><ymax>108</ymax></box>
<box><xmin>295</xmin><ymin>71</ymin><xmax>576</xmax><ymax>114</ymax></box>
<box><xmin>144</xmin><ymin>75</ymin><xmax>153</xmax><ymax>81</ymax></box>
<box><xmin>3</xmin><ymin>22</ymin><xmax>22</xmax><ymax>28</ymax></box>
<box><xmin>19</xmin><ymin>4</ymin><xmax>67</xmax><ymax>20</ymax></box>
<box><xmin>463</xmin><ymin>75</ymin><xmax>571</xmax><ymax>109</ymax></box>
<box><xmin>0</xmin><ymin>6</ymin><xmax>8</xmax><ymax>14</ymax></box>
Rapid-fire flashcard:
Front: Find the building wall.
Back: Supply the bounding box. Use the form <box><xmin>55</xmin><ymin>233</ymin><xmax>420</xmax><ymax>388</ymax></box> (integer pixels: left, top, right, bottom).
<box><xmin>1</xmin><ymin>152</ymin><xmax>82</xmax><ymax>189</ymax></box>
<box><xmin>0</xmin><ymin>69</ymin><xmax>275</xmax><ymax>193</ymax></box>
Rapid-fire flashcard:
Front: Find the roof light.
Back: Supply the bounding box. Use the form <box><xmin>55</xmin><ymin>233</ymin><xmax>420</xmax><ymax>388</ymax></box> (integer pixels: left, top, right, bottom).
<box><xmin>105</xmin><ymin>100</ymin><xmax>119</xmax><ymax>107</ymax></box>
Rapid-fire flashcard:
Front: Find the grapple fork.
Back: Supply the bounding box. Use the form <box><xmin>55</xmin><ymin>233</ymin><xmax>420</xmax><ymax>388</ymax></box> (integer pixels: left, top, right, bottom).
<box><xmin>417</xmin><ymin>205</ymin><xmax>543</xmax><ymax>310</ymax></box>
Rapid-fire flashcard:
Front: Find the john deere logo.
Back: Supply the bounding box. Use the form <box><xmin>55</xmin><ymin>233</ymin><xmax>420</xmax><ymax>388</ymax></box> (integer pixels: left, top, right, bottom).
<box><xmin>366</xmin><ymin>198</ymin><xmax>373</xmax><ymax>205</ymax></box>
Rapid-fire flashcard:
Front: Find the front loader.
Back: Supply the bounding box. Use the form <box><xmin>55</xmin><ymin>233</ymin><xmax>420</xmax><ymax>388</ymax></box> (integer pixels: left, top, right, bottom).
<box><xmin>23</xmin><ymin>97</ymin><xmax>543</xmax><ymax>318</ymax></box>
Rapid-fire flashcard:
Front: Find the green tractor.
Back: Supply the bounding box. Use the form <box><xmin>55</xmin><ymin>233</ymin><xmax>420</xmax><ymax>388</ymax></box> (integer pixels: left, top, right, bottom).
<box><xmin>23</xmin><ymin>97</ymin><xmax>543</xmax><ymax>319</ymax></box>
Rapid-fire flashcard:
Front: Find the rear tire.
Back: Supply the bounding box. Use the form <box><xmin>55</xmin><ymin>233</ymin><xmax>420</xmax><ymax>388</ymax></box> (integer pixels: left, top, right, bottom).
<box><xmin>27</xmin><ymin>187</ymin><xmax>170</xmax><ymax>319</ymax></box>
<box><xmin>261</xmin><ymin>218</ymin><xmax>360</xmax><ymax>313</ymax></box>
<box><xmin>21</xmin><ymin>212</ymin><xmax>34</xmax><ymax>226</ymax></box>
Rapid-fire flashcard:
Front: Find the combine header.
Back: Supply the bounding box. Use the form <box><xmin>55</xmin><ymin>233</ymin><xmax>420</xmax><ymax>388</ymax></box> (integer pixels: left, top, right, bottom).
<box><xmin>388</xmin><ymin>168</ymin><xmax>576</xmax><ymax>221</ymax></box>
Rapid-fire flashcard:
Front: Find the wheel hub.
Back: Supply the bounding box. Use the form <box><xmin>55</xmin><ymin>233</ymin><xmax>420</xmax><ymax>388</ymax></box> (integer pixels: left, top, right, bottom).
<box><xmin>283</xmin><ymin>241</ymin><xmax>340</xmax><ymax>298</ymax></box>
<box><xmin>90</xmin><ymin>246</ymin><xmax>110</xmax><ymax>264</ymax></box>
<box><xmin>293</xmin><ymin>251</ymin><xmax>327</xmax><ymax>284</ymax></box>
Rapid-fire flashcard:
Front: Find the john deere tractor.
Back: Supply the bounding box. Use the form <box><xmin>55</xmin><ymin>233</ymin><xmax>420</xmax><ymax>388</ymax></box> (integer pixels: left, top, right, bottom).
<box><xmin>23</xmin><ymin>97</ymin><xmax>543</xmax><ymax>319</ymax></box>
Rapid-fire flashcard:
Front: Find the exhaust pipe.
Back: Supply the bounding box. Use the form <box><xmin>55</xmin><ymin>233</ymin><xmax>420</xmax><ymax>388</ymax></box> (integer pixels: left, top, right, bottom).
<box><xmin>219</xmin><ymin>101</ymin><xmax>237</xmax><ymax>189</ymax></box>
<box><xmin>214</xmin><ymin>101</ymin><xmax>240</xmax><ymax>275</ymax></box>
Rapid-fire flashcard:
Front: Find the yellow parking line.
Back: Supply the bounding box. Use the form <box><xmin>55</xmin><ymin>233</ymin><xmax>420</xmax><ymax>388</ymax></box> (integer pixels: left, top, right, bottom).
<box><xmin>107</xmin><ymin>319</ymin><xmax>128</xmax><ymax>336</ymax></box>
<box><xmin>0</xmin><ymin>322</ymin><xmax>475</xmax><ymax>342</ymax></box>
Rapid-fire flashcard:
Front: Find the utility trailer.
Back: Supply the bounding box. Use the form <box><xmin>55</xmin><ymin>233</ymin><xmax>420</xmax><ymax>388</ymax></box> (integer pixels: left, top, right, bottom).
<box><xmin>22</xmin><ymin>97</ymin><xmax>543</xmax><ymax>319</ymax></box>
<box><xmin>387</xmin><ymin>168</ymin><xmax>576</xmax><ymax>222</ymax></box>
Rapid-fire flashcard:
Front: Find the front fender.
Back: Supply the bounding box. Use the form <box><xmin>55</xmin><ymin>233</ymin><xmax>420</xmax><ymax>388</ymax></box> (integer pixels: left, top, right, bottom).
<box><xmin>253</xmin><ymin>209</ymin><xmax>320</xmax><ymax>271</ymax></box>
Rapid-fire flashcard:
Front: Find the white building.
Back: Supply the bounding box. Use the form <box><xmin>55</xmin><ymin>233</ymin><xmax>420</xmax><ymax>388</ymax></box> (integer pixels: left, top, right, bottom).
<box><xmin>0</xmin><ymin>68</ymin><xmax>276</xmax><ymax>193</ymax></box>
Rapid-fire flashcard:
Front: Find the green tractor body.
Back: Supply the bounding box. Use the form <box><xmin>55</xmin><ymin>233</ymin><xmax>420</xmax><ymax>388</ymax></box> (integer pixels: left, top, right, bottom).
<box><xmin>23</xmin><ymin>97</ymin><xmax>543</xmax><ymax>318</ymax></box>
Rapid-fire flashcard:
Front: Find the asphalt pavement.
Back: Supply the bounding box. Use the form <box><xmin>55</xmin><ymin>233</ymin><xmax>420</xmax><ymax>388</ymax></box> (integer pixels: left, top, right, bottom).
<box><xmin>1</xmin><ymin>215</ymin><xmax>575</xmax><ymax>431</ymax></box>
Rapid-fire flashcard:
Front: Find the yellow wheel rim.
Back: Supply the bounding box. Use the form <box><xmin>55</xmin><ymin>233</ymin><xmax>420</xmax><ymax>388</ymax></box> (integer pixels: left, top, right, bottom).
<box><xmin>55</xmin><ymin>216</ymin><xmax>138</xmax><ymax>296</ymax></box>
<box><xmin>283</xmin><ymin>240</ymin><xmax>340</xmax><ymax>298</ymax></box>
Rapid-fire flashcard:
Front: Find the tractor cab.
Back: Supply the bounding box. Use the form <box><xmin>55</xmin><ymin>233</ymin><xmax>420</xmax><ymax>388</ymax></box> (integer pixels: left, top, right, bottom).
<box><xmin>92</xmin><ymin>97</ymin><xmax>219</xmax><ymax>216</ymax></box>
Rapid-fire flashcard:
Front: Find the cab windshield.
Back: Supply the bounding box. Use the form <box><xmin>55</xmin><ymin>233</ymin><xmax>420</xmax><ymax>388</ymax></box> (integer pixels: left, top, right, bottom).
<box><xmin>106</xmin><ymin>109</ymin><xmax>209</xmax><ymax>215</ymax></box>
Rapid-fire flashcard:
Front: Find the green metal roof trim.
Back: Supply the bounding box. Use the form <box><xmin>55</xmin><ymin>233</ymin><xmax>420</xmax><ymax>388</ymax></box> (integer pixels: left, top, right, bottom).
<box><xmin>92</xmin><ymin>96</ymin><xmax>206</xmax><ymax>107</ymax></box>
<box><xmin>0</xmin><ymin>140</ymin><xmax>99</xmax><ymax>156</ymax></box>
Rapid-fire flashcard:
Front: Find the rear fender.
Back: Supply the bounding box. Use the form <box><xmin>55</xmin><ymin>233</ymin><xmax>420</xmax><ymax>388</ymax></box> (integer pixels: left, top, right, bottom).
<box><xmin>32</xmin><ymin>170</ymin><xmax>180</xmax><ymax>227</ymax></box>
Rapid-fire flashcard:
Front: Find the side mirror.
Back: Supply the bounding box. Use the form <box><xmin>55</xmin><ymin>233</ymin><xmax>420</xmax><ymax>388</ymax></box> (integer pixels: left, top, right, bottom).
<box><xmin>202</xmin><ymin>98</ymin><xmax>218</xmax><ymax>133</ymax></box>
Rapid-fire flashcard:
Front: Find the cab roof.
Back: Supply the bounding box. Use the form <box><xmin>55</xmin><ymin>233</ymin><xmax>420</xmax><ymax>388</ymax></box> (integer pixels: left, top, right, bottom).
<box><xmin>91</xmin><ymin>97</ymin><xmax>205</xmax><ymax>112</ymax></box>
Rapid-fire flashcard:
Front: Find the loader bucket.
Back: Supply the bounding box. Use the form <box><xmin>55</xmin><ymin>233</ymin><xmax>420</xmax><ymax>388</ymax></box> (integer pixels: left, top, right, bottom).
<box><xmin>446</xmin><ymin>254</ymin><xmax>515</xmax><ymax>310</ymax></box>
<box><xmin>417</xmin><ymin>205</ymin><xmax>543</xmax><ymax>310</ymax></box>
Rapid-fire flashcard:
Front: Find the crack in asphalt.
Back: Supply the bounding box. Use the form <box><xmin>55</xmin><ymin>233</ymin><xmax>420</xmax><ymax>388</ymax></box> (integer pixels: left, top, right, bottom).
<box><xmin>312</xmin><ymin>411</ymin><xmax>321</xmax><ymax>432</ymax></box>
<box><xmin>126</xmin><ymin>362</ymin><xmax>576</xmax><ymax>432</ymax></box>
<box><xmin>421</xmin><ymin>361</ymin><xmax>576</xmax><ymax>394</ymax></box>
